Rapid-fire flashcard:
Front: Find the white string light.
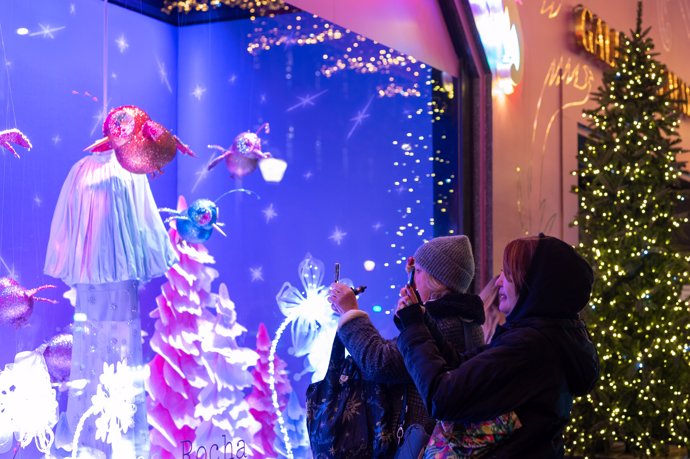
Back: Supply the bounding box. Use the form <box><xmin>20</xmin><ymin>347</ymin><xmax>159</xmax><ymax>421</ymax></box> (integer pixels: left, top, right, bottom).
<box><xmin>268</xmin><ymin>313</ymin><xmax>297</xmax><ymax>459</ymax></box>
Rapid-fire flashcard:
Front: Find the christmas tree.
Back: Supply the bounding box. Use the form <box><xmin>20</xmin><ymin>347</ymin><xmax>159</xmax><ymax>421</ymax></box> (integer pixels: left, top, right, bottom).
<box><xmin>567</xmin><ymin>2</ymin><xmax>690</xmax><ymax>457</ymax></box>
<box><xmin>195</xmin><ymin>282</ymin><xmax>259</xmax><ymax>454</ymax></box>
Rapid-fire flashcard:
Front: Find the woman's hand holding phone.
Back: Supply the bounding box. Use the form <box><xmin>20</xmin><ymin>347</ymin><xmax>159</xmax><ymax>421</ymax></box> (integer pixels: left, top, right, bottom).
<box><xmin>396</xmin><ymin>260</ymin><xmax>423</xmax><ymax>313</ymax></box>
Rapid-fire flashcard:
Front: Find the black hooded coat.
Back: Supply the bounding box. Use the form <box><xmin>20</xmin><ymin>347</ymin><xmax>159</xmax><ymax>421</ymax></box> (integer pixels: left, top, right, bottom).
<box><xmin>395</xmin><ymin>236</ymin><xmax>600</xmax><ymax>458</ymax></box>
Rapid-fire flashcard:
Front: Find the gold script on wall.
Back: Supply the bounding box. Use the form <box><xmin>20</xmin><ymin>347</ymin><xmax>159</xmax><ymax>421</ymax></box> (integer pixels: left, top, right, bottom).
<box><xmin>573</xmin><ymin>4</ymin><xmax>690</xmax><ymax>117</ymax></box>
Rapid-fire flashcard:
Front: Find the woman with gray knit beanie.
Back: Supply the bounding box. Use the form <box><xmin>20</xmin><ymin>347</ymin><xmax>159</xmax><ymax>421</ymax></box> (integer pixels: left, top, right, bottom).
<box><xmin>327</xmin><ymin>234</ymin><xmax>485</xmax><ymax>457</ymax></box>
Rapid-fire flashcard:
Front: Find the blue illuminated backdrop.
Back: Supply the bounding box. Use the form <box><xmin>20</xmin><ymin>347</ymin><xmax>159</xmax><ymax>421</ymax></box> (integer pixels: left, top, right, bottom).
<box><xmin>0</xmin><ymin>1</ymin><xmax>454</xmax><ymax>457</ymax></box>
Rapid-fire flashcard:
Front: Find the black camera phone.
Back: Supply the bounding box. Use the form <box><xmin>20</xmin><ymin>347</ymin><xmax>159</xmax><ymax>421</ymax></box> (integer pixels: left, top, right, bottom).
<box><xmin>407</xmin><ymin>265</ymin><xmax>416</xmax><ymax>288</ymax></box>
<box><xmin>407</xmin><ymin>265</ymin><xmax>422</xmax><ymax>304</ymax></box>
<box><xmin>334</xmin><ymin>262</ymin><xmax>367</xmax><ymax>295</ymax></box>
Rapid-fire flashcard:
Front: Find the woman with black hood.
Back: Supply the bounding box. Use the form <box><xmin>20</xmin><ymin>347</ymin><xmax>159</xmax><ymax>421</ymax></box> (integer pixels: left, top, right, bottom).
<box><xmin>395</xmin><ymin>234</ymin><xmax>600</xmax><ymax>457</ymax></box>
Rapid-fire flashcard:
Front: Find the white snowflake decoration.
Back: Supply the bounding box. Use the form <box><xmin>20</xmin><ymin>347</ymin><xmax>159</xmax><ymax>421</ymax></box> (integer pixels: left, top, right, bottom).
<box><xmin>72</xmin><ymin>360</ymin><xmax>146</xmax><ymax>458</ymax></box>
<box><xmin>0</xmin><ymin>351</ymin><xmax>58</xmax><ymax>454</ymax></box>
<box><xmin>92</xmin><ymin>360</ymin><xmax>141</xmax><ymax>444</ymax></box>
<box><xmin>275</xmin><ymin>253</ymin><xmax>344</xmax><ymax>382</ymax></box>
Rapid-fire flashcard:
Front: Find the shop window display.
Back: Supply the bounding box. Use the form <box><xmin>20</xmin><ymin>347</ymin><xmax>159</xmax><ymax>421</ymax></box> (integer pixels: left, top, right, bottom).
<box><xmin>0</xmin><ymin>1</ymin><xmax>457</xmax><ymax>457</ymax></box>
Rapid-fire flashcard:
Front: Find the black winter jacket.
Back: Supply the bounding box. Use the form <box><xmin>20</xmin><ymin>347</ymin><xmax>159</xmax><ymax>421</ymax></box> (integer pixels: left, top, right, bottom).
<box><xmin>396</xmin><ymin>236</ymin><xmax>600</xmax><ymax>458</ymax></box>
<box><xmin>338</xmin><ymin>293</ymin><xmax>485</xmax><ymax>436</ymax></box>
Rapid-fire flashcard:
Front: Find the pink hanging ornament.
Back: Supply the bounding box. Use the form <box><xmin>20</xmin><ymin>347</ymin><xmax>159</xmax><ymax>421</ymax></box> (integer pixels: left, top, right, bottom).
<box><xmin>0</xmin><ymin>277</ymin><xmax>18</xmax><ymax>289</ymax></box>
<box><xmin>207</xmin><ymin>123</ymin><xmax>271</xmax><ymax>178</ymax></box>
<box><xmin>84</xmin><ymin>105</ymin><xmax>196</xmax><ymax>175</ymax></box>
<box><xmin>0</xmin><ymin>277</ymin><xmax>56</xmax><ymax>327</ymax></box>
<box><xmin>39</xmin><ymin>332</ymin><xmax>73</xmax><ymax>383</ymax></box>
<box><xmin>0</xmin><ymin>128</ymin><xmax>32</xmax><ymax>159</ymax></box>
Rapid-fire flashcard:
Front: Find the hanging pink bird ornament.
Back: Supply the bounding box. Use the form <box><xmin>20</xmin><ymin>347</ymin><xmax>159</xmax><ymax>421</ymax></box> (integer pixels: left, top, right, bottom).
<box><xmin>207</xmin><ymin>123</ymin><xmax>271</xmax><ymax>178</ymax></box>
<box><xmin>0</xmin><ymin>277</ymin><xmax>57</xmax><ymax>327</ymax></box>
<box><xmin>84</xmin><ymin>105</ymin><xmax>196</xmax><ymax>175</ymax></box>
<box><xmin>0</xmin><ymin>128</ymin><xmax>32</xmax><ymax>159</ymax></box>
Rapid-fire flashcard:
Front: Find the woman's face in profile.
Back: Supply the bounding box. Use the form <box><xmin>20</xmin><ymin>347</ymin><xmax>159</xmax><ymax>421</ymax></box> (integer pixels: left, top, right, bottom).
<box><xmin>413</xmin><ymin>265</ymin><xmax>432</xmax><ymax>303</ymax></box>
<box><xmin>496</xmin><ymin>271</ymin><xmax>518</xmax><ymax>316</ymax></box>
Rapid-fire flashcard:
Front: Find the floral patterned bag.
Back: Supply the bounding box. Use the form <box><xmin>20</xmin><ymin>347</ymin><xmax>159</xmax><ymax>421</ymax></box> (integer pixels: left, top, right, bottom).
<box><xmin>422</xmin><ymin>412</ymin><xmax>522</xmax><ymax>458</ymax></box>
<box><xmin>306</xmin><ymin>334</ymin><xmax>396</xmax><ymax>458</ymax></box>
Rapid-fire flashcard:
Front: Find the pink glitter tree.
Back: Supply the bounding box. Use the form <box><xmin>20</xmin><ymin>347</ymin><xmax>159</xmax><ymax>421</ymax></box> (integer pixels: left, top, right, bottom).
<box><xmin>194</xmin><ymin>282</ymin><xmax>259</xmax><ymax>454</ymax></box>
<box><xmin>246</xmin><ymin>323</ymin><xmax>292</xmax><ymax>458</ymax></box>
<box><xmin>146</xmin><ymin>196</ymin><xmax>257</xmax><ymax>458</ymax></box>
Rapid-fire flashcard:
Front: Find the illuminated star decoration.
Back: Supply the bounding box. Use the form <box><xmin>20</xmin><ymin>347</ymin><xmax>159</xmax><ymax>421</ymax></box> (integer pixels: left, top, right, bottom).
<box><xmin>250</xmin><ymin>267</ymin><xmax>264</xmax><ymax>282</ymax></box>
<box><xmin>6</xmin><ymin>266</ymin><xmax>18</xmax><ymax>281</ymax></box>
<box><xmin>191</xmin><ymin>166</ymin><xmax>210</xmax><ymax>192</ymax></box>
<box><xmin>33</xmin><ymin>194</ymin><xmax>42</xmax><ymax>207</ymax></box>
<box><xmin>29</xmin><ymin>24</ymin><xmax>65</xmax><ymax>39</ymax></box>
<box><xmin>329</xmin><ymin>227</ymin><xmax>347</xmax><ymax>245</ymax></box>
<box><xmin>286</xmin><ymin>89</ymin><xmax>328</xmax><ymax>112</ymax></box>
<box><xmin>70</xmin><ymin>3</ymin><xmax>76</xmax><ymax>14</ymax></box>
<box><xmin>228</xmin><ymin>74</ymin><xmax>238</xmax><ymax>84</ymax></box>
<box><xmin>0</xmin><ymin>254</ymin><xmax>17</xmax><ymax>281</ymax></box>
<box><xmin>90</xmin><ymin>101</ymin><xmax>110</xmax><ymax>136</ymax></box>
<box><xmin>303</xmin><ymin>171</ymin><xmax>313</xmax><ymax>180</ymax></box>
<box><xmin>260</xmin><ymin>93</ymin><xmax>267</xmax><ymax>104</ymax></box>
<box><xmin>157</xmin><ymin>58</ymin><xmax>172</xmax><ymax>93</ymax></box>
<box><xmin>51</xmin><ymin>134</ymin><xmax>61</xmax><ymax>145</ymax></box>
<box><xmin>191</xmin><ymin>84</ymin><xmax>207</xmax><ymax>101</ymax></box>
<box><xmin>115</xmin><ymin>34</ymin><xmax>129</xmax><ymax>53</ymax></box>
<box><xmin>372</xmin><ymin>222</ymin><xmax>383</xmax><ymax>231</ymax></box>
<box><xmin>347</xmin><ymin>96</ymin><xmax>373</xmax><ymax>139</ymax></box>
<box><xmin>191</xmin><ymin>153</ymin><xmax>219</xmax><ymax>192</ymax></box>
<box><xmin>262</xmin><ymin>203</ymin><xmax>277</xmax><ymax>222</ymax></box>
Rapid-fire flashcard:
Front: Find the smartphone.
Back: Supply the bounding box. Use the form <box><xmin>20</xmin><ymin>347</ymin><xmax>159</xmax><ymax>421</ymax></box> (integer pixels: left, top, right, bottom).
<box><xmin>407</xmin><ymin>265</ymin><xmax>422</xmax><ymax>304</ymax></box>
<box><xmin>334</xmin><ymin>262</ymin><xmax>340</xmax><ymax>283</ymax></box>
<box><xmin>407</xmin><ymin>265</ymin><xmax>416</xmax><ymax>288</ymax></box>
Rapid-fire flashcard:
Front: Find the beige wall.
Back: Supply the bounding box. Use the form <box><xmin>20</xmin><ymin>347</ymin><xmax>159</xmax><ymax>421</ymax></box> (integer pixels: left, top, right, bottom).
<box><xmin>492</xmin><ymin>0</ymin><xmax>690</xmax><ymax>273</ymax></box>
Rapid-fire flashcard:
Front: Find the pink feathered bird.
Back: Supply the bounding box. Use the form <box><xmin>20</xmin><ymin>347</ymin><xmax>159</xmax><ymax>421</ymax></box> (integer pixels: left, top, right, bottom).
<box><xmin>84</xmin><ymin>105</ymin><xmax>196</xmax><ymax>175</ymax></box>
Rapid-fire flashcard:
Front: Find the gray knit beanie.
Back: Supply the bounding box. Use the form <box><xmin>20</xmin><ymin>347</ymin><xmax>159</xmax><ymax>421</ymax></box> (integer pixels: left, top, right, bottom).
<box><xmin>414</xmin><ymin>235</ymin><xmax>475</xmax><ymax>293</ymax></box>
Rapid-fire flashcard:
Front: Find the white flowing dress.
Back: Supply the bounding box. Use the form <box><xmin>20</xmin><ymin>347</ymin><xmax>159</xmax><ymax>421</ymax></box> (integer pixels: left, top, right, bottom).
<box><xmin>44</xmin><ymin>150</ymin><xmax>176</xmax><ymax>286</ymax></box>
<box><xmin>44</xmin><ymin>150</ymin><xmax>177</xmax><ymax>458</ymax></box>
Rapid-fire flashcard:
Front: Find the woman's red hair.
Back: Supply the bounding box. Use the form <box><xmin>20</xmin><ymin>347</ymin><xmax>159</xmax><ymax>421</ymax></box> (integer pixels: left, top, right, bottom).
<box><xmin>502</xmin><ymin>236</ymin><xmax>540</xmax><ymax>294</ymax></box>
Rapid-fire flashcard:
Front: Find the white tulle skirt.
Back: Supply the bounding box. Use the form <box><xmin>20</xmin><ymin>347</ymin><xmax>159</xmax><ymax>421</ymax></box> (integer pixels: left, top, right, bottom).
<box><xmin>44</xmin><ymin>151</ymin><xmax>177</xmax><ymax>286</ymax></box>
